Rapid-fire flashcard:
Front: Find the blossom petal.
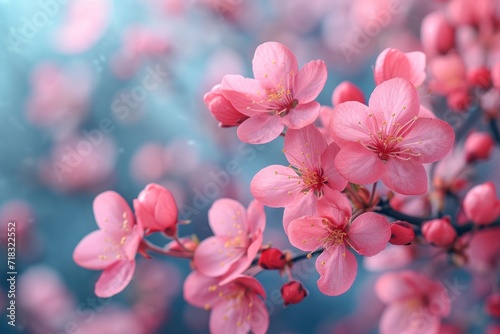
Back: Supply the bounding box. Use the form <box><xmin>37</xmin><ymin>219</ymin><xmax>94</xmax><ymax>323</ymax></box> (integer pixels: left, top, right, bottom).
<box><xmin>95</xmin><ymin>260</ymin><xmax>135</xmax><ymax>298</ymax></box>
<box><xmin>252</xmin><ymin>42</ymin><xmax>298</xmax><ymax>91</ymax></box>
<box><xmin>208</xmin><ymin>199</ymin><xmax>247</xmax><ymax>237</ymax></box>
<box><xmin>348</xmin><ymin>212</ymin><xmax>390</xmax><ymax>256</ymax></box>
<box><xmin>183</xmin><ymin>271</ymin><xmax>227</xmax><ymax>308</ymax></box>
<box><xmin>220</xmin><ymin>234</ymin><xmax>263</xmax><ymax>285</ymax></box>
<box><xmin>221</xmin><ymin>75</ymin><xmax>267</xmax><ymax>115</ymax></box>
<box><xmin>237</xmin><ymin>114</ymin><xmax>284</xmax><ymax>144</ymax></box>
<box><xmin>317</xmin><ymin>189</ymin><xmax>352</xmax><ymax>228</ymax></box>
<box><xmin>380</xmin><ymin>303</ymin><xmax>439</xmax><ymax>334</ymax></box>
<box><xmin>93</xmin><ymin>191</ymin><xmax>135</xmax><ymax>234</ymax></box>
<box><xmin>316</xmin><ymin>245</ymin><xmax>357</xmax><ymax>296</ymax></box>
<box><xmin>281</xmin><ymin>101</ymin><xmax>321</xmax><ymax>129</ymax></box>
<box><xmin>288</xmin><ymin>217</ymin><xmax>329</xmax><ymax>252</ymax></box>
<box><xmin>368</xmin><ymin>78</ymin><xmax>420</xmax><ymax>131</ymax></box>
<box><xmin>294</xmin><ymin>60</ymin><xmax>327</xmax><ymax>103</ymax></box>
<box><xmin>248</xmin><ymin>295</ymin><xmax>269</xmax><ymax>334</ymax></box>
<box><xmin>73</xmin><ymin>230</ymin><xmax>119</xmax><ymax>270</ymax></box>
<box><xmin>374</xmin><ymin>48</ymin><xmax>411</xmax><ymax>85</ymax></box>
<box><xmin>246</xmin><ymin>200</ymin><xmax>266</xmax><ymax>236</ymax></box>
<box><xmin>194</xmin><ymin>237</ymin><xmax>245</xmax><ymax>277</ymax></box>
<box><xmin>375</xmin><ymin>272</ymin><xmax>420</xmax><ymax>303</ymax></box>
<box><xmin>282</xmin><ymin>191</ymin><xmax>318</xmax><ymax>232</ymax></box>
<box><xmin>329</xmin><ymin>101</ymin><xmax>372</xmax><ymax>146</ymax></box>
<box><xmin>210</xmin><ymin>297</ymin><xmax>251</xmax><ymax>334</ymax></box>
<box><xmin>233</xmin><ymin>276</ymin><xmax>266</xmax><ymax>298</ymax></box>
<box><xmin>250</xmin><ymin>165</ymin><xmax>303</xmax><ymax>208</ymax></box>
<box><xmin>334</xmin><ymin>142</ymin><xmax>385</xmax><ymax>185</ymax></box>
<box><xmin>283</xmin><ymin>124</ymin><xmax>327</xmax><ymax>170</ymax></box>
<box><xmin>320</xmin><ymin>143</ymin><xmax>348</xmax><ymax>191</ymax></box>
<box><xmin>381</xmin><ymin>159</ymin><xmax>428</xmax><ymax>195</ymax></box>
<box><xmin>418</xmin><ymin>105</ymin><xmax>436</xmax><ymax>118</ymax></box>
<box><xmin>403</xmin><ymin>118</ymin><xmax>455</xmax><ymax>163</ymax></box>
<box><xmin>405</xmin><ymin>51</ymin><xmax>427</xmax><ymax>87</ymax></box>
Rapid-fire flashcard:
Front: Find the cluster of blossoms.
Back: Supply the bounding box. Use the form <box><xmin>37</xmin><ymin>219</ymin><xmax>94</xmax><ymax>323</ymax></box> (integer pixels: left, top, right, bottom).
<box><xmin>75</xmin><ymin>39</ymin><xmax>500</xmax><ymax>333</ymax></box>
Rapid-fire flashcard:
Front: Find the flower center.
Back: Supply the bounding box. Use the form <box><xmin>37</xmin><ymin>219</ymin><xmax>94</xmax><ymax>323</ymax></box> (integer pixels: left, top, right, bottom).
<box><xmin>358</xmin><ymin>113</ymin><xmax>422</xmax><ymax>161</ymax></box>
<box><xmin>297</xmin><ymin>168</ymin><xmax>328</xmax><ymax>196</ymax></box>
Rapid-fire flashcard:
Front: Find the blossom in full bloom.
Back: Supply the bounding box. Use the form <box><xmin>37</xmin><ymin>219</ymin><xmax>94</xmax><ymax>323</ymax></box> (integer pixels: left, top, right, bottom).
<box><xmin>134</xmin><ymin>183</ymin><xmax>179</xmax><ymax>236</ymax></box>
<box><xmin>287</xmin><ymin>190</ymin><xmax>390</xmax><ymax>296</ymax></box>
<box><xmin>250</xmin><ymin>124</ymin><xmax>347</xmax><ymax>231</ymax></box>
<box><xmin>330</xmin><ymin>78</ymin><xmax>455</xmax><ymax>195</ymax></box>
<box><xmin>184</xmin><ymin>272</ymin><xmax>269</xmax><ymax>334</ymax></box>
<box><xmin>73</xmin><ymin>191</ymin><xmax>143</xmax><ymax>297</ymax></box>
<box><xmin>220</xmin><ymin>41</ymin><xmax>327</xmax><ymax>144</ymax></box>
<box><xmin>375</xmin><ymin>271</ymin><xmax>451</xmax><ymax>334</ymax></box>
<box><xmin>193</xmin><ymin>199</ymin><xmax>265</xmax><ymax>283</ymax></box>
<box><xmin>374</xmin><ymin>48</ymin><xmax>427</xmax><ymax>87</ymax></box>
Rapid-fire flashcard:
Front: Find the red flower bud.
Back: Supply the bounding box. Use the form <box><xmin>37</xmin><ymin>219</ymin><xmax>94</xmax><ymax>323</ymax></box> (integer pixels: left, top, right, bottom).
<box><xmin>281</xmin><ymin>281</ymin><xmax>308</xmax><ymax>306</ymax></box>
<box><xmin>486</xmin><ymin>293</ymin><xmax>500</xmax><ymax>318</ymax></box>
<box><xmin>332</xmin><ymin>81</ymin><xmax>365</xmax><ymax>106</ymax></box>
<box><xmin>134</xmin><ymin>183</ymin><xmax>179</xmax><ymax>235</ymax></box>
<box><xmin>467</xmin><ymin>67</ymin><xmax>491</xmax><ymax>89</ymax></box>
<box><xmin>389</xmin><ymin>221</ymin><xmax>415</xmax><ymax>245</ymax></box>
<box><xmin>422</xmin><ymin>217</ymin><xmax>457</xmax><ymax>247</ymax></box>
<box><xmin>258</xmin><ymin>248</ymin><xmax>287</xmax><ymax>270</ymax></box>
<box><xmin>465</xmin><ymin>132</ymin><xmax>494</xmax><ymax>163</ymax></box>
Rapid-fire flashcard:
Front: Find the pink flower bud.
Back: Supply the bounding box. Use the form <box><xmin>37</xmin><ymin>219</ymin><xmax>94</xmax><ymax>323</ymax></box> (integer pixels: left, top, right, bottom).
<box><xmin>389</xmin><ymin>221</ymin><xmax>415</xmax><ymax>245</ymax></box>
<box><xmin>492</xmin><ymin>63</ymin><xmax>500</xmax><ymax>90</ymax></box>
<box><xmin>420</xmin><ymin>12</ymin><xmax>455</xmax><ymax>56</ymax></box>
<box><xmin>204</xmin><ymin>84</ymin><xmax>249</xmax><ymax>127</ymax></box>
<box><xmin>463</xmin><ymin>182</ymin><xmax>500</xmax><ymax>225</ymax></box>
<box><xmin>258</xmin><ymin>248</ymin><xmax>287</xmax><ymax>270</ymax></box>
<box><xmin>281</xmin><ymin>281</ymin><xmax>308</xmax><ymax>306</ymax></box>
<box><xmin>447</xmin><ymin>89</ymin><xmax>471</xmax><ymax>112</ymax></box>
<box><xmin>134</xmin><ymin>183</ymin><xmax>179</xmax><ymax>235</ymax></box>
<box><xmin>422</xmin><ymin>217</ymin><xmax>457</xmax><ymax>247</ymax></box>
<box><xmin>332</xmin><ymin>81</ymin><xmax>365</xmax><ymax>106</ymax></box>
<box><xmin>465</xmin><ymin>132</ymin><xmax>494</xmax><ymax>163</ymax></box>
<box><xmin>467</xmin><ymin>67</ymin><xmax>491</xmax><ymax>88</ymax></box>
<box><xmin>486</xmin><ymin>293</ymin><xmax>500</xmax><ymax>318</ymax></box>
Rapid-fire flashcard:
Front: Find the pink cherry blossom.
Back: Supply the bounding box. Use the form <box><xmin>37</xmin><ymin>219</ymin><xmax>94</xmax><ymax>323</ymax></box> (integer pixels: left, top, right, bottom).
<box><xmin>193</xmin><ymin>199</ymin><xmax>265</xmax><ymax>283</ymax></box>
<box><xmin>134</xmin><ymin>183</ymin><xmax>179</xmax><ymax>235</ymax></box>
<box><xmin>374</xmin><ymin>48</ymin><xmax>427</xmax><ymax>87</ymax></box>
<box><xmin>288</xmin><ymin>190</ymin><xmax>390</xmax><ymax>296</ymax></box>
<box><xmin>220</xmin><ymin>41</ymin><xmax>327</xmax><ymax>144</ymax></box>
<box><xmin>330</xmin><ymin>78</ymin><xmax>455</xmax><ymax>195</ymax></box>
<box><xmin>463</xmin><ymin>182</ymin><xmax>500</xmax><ymax>225</ymax></box>
<box><xmin>73</xmin><ymin>191</ymin><xmax>143</xmax><ymax>298</ymax></box>
<box><xmin>375</xmin><ymin>271</ymin><xmax>451</xmax><ymax>334</ymax></box>
<box><xmin>250</xmin><ymin>124</ymin><xmax>347</xmax><ymax>231</ymax></box>
<box><xmin>184</xmin><ymin>272</ymin><xmax>269</xmax><ymax>334</ymax></box>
